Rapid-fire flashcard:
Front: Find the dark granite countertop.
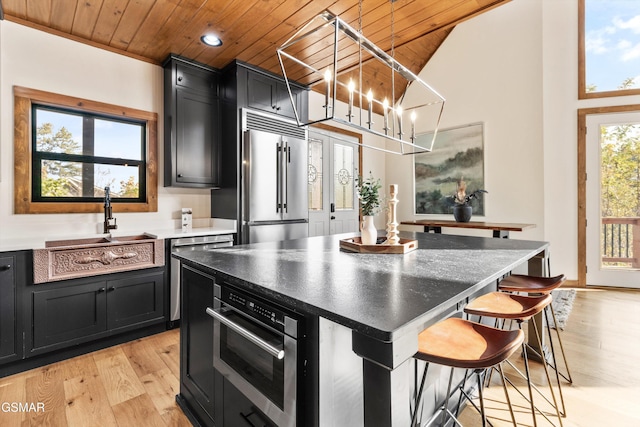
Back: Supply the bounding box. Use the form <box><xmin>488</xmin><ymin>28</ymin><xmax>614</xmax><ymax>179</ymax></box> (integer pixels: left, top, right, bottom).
<box><xmin>174</xmin><ymin>231</ymin><xmax>548</xmax><ymax>342</ymax></box>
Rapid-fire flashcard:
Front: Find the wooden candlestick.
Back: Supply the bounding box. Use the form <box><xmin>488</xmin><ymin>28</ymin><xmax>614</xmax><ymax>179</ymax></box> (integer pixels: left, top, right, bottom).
<box><xmin>385</xmin><ymin>184</ymin><xmax>400</xmax><ymax>245</ymax></box>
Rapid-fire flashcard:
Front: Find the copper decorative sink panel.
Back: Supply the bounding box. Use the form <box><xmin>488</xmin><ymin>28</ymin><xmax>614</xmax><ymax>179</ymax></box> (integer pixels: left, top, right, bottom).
<box><xmin>34</xmin><ymin>234</ymin><xmax>164</xmax><ymax>284</ymax></box>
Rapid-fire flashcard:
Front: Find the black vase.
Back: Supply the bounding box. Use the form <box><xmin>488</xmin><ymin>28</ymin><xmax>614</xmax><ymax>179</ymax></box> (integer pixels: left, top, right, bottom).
<box><xmin>453</xmin><ymin>205</ymin><xmax>472</xmax><ymax>222</ymax></box>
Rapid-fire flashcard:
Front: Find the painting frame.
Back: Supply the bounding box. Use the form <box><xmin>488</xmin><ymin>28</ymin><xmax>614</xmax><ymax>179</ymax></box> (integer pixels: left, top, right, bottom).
<box><xmin>413</xmin><ymin>122</ymin><xmax>486</xmax><ymax>216</ymax></box>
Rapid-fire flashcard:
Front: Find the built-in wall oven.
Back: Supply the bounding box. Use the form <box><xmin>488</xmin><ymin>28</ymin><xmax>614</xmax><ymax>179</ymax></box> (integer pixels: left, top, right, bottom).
<box><xmin>207</xmin><ymin>283</ymin><xmax>301</xmax><ymax>427</ymax></box>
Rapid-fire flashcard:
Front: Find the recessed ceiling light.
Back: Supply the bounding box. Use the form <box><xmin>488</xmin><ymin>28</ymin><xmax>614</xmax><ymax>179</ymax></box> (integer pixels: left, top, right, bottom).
<box><xmin>201</xmin><ymin>35</ymin><xmax>223</xmax><ymax>47</ymax></box>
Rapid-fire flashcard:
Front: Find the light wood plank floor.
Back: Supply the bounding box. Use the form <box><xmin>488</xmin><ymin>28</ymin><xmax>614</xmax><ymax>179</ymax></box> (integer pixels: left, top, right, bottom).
<box><xmin>0</xmin><ymin>289</ymin><xmax>638</xmax><ymax>426</ymax></box>
<box><xmin>458</xmin><ymin>288</ymin><xmax>640</xmax><ymax>426</ymax></box>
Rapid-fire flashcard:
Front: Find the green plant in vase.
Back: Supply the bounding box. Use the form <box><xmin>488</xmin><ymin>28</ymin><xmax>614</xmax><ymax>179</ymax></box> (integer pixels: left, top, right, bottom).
<box><xmin>356</xmin><ymin>173</ymin><xmax>382</xmax><ymax>244</ymax></box>
<box><xmin>448</xmin><ymin>176</ymin><xmax>487</xmax><ymax>222</ymax></box>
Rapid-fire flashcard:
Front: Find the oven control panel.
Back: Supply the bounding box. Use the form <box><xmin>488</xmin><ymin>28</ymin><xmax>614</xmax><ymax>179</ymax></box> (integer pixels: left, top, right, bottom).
<box><xmin>223</xmin><ymin>286</ymin><xmax>285</xmax><ymax>331</ymax></box>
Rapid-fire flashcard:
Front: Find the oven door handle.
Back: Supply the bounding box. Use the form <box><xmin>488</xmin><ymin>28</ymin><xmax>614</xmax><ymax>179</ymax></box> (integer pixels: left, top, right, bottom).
<box><xmin>206</xmin><ymin>307</ymin><xmax>285</xmax><ymax>360</ymax></box>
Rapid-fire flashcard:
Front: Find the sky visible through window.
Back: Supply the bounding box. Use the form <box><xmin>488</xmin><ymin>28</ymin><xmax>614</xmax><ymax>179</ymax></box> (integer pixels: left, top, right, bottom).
<box><xmin>585</xmin><ymin>0</ymin><xmax>640</xmax><ymax>92</ymax></box>
<box><xmin>36</xmin><ymin>109</ymin><xmax>142</xmax><ymax>196</ymax></box>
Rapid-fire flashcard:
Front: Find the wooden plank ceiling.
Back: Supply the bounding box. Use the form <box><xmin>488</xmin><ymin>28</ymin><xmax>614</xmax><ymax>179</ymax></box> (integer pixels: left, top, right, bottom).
<box><xmin>1</xmin><ymin>0</ymin><xmax>510</xmax><ymax>104</ymax></box>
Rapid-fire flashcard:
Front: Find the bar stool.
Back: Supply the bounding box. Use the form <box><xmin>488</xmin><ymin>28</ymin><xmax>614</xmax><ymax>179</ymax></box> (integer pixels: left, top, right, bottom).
<box><xmin>498</xmin><ymin>275</ymin><xmax>572</xmax><ymax>382</ymax></box>
<box><xmin>464</xmin><ymin>292</ymin><xmax>563</xmax><ymax>427</ymax></box>
<box><xmin>411</xmin><ymin>317</ymin><xmax>524</xmax><ymax>427</ymax></box>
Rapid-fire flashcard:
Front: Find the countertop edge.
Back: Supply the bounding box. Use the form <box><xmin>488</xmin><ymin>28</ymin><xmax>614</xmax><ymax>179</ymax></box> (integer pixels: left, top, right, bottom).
<box><xmin>0</xmin><ymin>226</ymin><xmax>237</xmax><ymax>252</ymax></box>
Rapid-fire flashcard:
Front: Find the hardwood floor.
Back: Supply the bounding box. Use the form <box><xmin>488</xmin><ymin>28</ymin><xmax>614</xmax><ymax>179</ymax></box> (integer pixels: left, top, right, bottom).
<box><xmin>458</xmin><ymin>288</ymin><xmax>640</xmax><ymax>426</ymax></box>
<box><xmin>0</xmin><ymin>289</ymin><xmax>638</xmax><ymax>426</ymax></box>
<box><xmin>0</xmin><ymin>328</ymin><xmax>190</xmax><ymax>427</ymax></box>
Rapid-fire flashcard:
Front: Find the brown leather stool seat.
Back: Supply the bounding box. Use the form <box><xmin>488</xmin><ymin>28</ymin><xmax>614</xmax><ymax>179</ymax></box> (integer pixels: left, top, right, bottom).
<box><xmin>498</xmin><ymin>274</ymin><xmax>565</xmax><ymax>294</ymax></box>
<box><xmin>411</xmin><ymin>317</ymin><xmax>524</xmax><ymax>427</ymax></box>
<box><xmin>464</xmin><ymin>292</ymin><xmax>564</xmax><ymax>427</ymax></box>
<box><xmin>499</xmin><ymin>274</ymin><xmax>572</xmax><ymax>415</ymax></box>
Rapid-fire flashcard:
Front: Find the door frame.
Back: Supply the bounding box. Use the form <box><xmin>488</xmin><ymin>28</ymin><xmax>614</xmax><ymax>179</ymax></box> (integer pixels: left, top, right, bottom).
<box><xmin>577</xmin><ymin>104</ymin><xmax>640</xmax><ymax>286</ymax></box>
<box><xmin>310</xmin><ymin>123</ymin><xmax>364</xmax><ymax>218</ymax></box>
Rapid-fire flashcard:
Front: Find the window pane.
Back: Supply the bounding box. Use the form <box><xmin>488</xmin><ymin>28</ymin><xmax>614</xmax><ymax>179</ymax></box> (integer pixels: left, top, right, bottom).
<box><xmin>41</xmin><ymin>160</ymin><xmax>82</xmax><ymax>197</ymax></box>
<box><xmin>585</xmin><ymin>0</ymin><xmax>640</xmax><ymax>93</ymax></box>
<box><xmin>334</xmin><ymin>143</ymin><xmax>354</xmax><ymax>210</ymax></box>
<box><xmin>95</xmin><ymin>119</ymin><xmax>143</xmax><ymax>160</ymax></box>
<box><xmin>40</xmin><ymin>160</ymin><xmax>139</xmax><ymax>198</ymax></box>
<box><xmin>35</xmin><ymin>109</ymin><xmax>82</xmax><ymax>154</ymax></box>
<box><xmin>95</xmin><ymin>164</ymin><xmax>140</xmax><ymax>198</ymax></box>
<box><xmin>599</xmin><ymin>122</ymin><xmax>640</xmax><ymax>269</ymax></box>
<box><xmin>308</xmin><ymin>140</ymin><xmax>323</xmax><ymax>210</ymax></box>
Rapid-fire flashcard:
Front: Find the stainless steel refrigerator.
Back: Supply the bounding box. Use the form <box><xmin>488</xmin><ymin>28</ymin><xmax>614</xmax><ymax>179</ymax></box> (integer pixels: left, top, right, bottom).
<box><xmin>242</xmin><ymin>128</ymin><xmax>308</xmax><ymax>244</ymax></box>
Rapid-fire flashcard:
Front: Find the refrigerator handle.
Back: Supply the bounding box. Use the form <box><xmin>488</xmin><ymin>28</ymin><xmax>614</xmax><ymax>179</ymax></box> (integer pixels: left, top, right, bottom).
<box><xmin>283</xmin><ymin>141</ymin><xmax>289</xmax><ymax>212</ymax></box>
<box><xmin>276</xmin><ymin>143</ymin><xmax>281</xmax><ymax>213</ymax></box>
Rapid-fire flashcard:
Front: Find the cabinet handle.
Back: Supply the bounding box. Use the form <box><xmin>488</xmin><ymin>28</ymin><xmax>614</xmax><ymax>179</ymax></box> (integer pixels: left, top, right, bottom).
<box><xmin>178</xmin><ymin>76</ymin><xmax>183</xmax><ymax>82</ymax></box>
<box><xmin>0</xmin><ymin>264</ymin><xmax>11</xmax><ymax>271</ymax></box>
<box><xmin>108</xmin><ymin>286</ymin><xmax>116</xmax><ymax>292</ymax></box>
<box><xmin>178</xmin><ymin>174</ymin><xmax>183</xmax><ymax>177</ymax></box>
<box><xmin>97</xmin><ymin>287</ymin><xmax>106</xmax><ymax>293</ymax></box>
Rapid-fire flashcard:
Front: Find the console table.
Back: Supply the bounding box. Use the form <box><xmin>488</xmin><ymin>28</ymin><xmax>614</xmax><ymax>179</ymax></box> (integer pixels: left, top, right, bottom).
<box><xmin>400</xmin><ymin>219</ymin><xmax>536</xmax><ymax>239</ymax></box>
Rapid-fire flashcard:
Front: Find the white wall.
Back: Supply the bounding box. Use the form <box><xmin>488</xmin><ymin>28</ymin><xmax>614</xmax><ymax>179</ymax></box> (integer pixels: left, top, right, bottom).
<box><xmin>389</xmin><ymin>0</ymin><xmax>640</xmax><ymax>281</ymax></box>
<box><xmin>0</xmin><ymin>21</ymin><xmax>212</xmax><ymax>240</ymax></box>
<box><xmin>389</xmin><ymin>1</ymin><xmax>544</xmax><ymax>242</ymax></box>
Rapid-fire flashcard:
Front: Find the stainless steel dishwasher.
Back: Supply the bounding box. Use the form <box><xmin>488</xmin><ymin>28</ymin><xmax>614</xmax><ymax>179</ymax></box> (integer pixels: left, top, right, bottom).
<box><xmin>170</xmin><ymin>234</ymin><xmax>234</xmax><ymax>322</ymax></box>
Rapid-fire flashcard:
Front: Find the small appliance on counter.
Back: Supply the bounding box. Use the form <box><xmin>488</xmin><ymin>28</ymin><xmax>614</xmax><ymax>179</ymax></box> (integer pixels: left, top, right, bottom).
<box><xmin>181</xmin><ymin>208</ymin><xmax>193</xmax><ymax>232</ymax></box>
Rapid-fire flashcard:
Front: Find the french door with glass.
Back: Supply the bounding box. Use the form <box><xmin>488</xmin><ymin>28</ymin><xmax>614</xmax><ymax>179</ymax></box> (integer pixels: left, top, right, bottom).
<box><xmin>308</xmin><ymin>130</ymin><xmax>360</xmax><ymax>237</ymax></box>
<box><xmin>585</xmin><ymin>112</ymin><xmax>640</xmax><ymax>288</ymax></box>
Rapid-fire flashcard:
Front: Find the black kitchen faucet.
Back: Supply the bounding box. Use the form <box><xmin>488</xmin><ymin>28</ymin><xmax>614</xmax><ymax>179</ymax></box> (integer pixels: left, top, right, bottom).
<box><xmin>103</xmin><ymin>186</ymin><xmax>118</xmax><ymax>234</ymax></box>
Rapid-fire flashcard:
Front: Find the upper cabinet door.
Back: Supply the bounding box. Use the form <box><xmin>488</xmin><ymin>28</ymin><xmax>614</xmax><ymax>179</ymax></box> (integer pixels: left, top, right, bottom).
<box><xmin>246</xmin><ymin>70</ymin><xmax>303</xmax><ymax>120</ymax></box>
<box><xmin>164</xmin><ymin>57</ymin><xmax>220</xmax><ymax>188</ymax></box>
<box><xmin>276</xmin><ymin>82</ymin><xmax>298</xmax><ymax>120</ymax></box>
<box><xmin>247</xmin><ymin>72</ymin><xmax>277</xmax><ymax>114</ymax></box>
<box><xmin>175</xmin><ymin>89</ymin><xmax>217</xmax><ymax>186</ymax></box>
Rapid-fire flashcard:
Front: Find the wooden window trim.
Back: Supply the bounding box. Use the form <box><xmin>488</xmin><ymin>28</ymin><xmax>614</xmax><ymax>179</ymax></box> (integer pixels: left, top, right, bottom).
<box><xmin>14</xmin><ymin>86</ymin><xmax>158</xmax><ymax>214</ymax></box>
<box><xmin>578</xmin><ymin>0</ymin><xmax>640</xmax><ymax>100</ymax></box>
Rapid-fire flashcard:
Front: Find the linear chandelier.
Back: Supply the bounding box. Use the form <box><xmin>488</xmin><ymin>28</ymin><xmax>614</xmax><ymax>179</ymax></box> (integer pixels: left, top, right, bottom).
<box><xmin>277</xmin><ymin>4</ymin><xmax>445</xmax><ymax>155</ymax></box>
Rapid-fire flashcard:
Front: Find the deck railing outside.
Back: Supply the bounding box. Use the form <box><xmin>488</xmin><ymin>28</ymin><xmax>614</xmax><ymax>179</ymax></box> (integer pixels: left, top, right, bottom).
<box><xmin>602</xmin><ymin>217</ymin><xmax>640</xmax><ymax>268</ymax></box>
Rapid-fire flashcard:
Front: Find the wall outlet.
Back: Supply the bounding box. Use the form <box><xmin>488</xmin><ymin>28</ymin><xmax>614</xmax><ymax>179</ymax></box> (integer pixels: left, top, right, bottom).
<box><xmin>181</xmin><ymin>208</ymin><xmax>193</xmax><ymax>232</ymax></box>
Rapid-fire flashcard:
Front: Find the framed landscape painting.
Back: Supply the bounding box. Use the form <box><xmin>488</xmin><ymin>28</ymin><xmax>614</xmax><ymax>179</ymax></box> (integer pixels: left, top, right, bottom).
<box><xmin>414</xmin><ymin>122</ymin><xmax>485</xmax><ymax>215</ymax></box>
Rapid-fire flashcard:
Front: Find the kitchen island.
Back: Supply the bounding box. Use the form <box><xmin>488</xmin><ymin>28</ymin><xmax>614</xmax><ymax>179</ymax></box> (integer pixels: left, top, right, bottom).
<box><xmin>174</xmin><ymin>231</ymin><xmax>548</xmax><ymax>427</ymax></box>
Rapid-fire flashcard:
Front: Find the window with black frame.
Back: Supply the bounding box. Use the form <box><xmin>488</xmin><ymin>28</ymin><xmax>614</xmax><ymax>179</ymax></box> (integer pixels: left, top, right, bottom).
<box><xmin>31</xmin><ymin>105</ymin><xmax>146</xmax><ymax>203</ymax></box>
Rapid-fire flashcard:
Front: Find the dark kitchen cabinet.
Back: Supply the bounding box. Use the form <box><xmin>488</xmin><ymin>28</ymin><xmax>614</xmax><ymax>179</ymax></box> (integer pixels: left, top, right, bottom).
<box><xmin>247</xmin><ymin>69</ymin><xmax>304</xmax><ymax>120</ymax></box>
<box><xmin>179</xmin><ymin>265</ymin><xmax>216</xmax><ymax>426</ymax></box>
<box><xmin>0</xmin><ymin>251</ymin><xmax>29</xmax><ymax>366</ymax></box>
<box><xmin>219</xmin><ymin>376</ymin><xmax>276</xmax><ymax>427</ymax></box>
<box><xmin>0</xmin><ymin>256</ymin><xmax>18</xmax><ymax>363</ymax></box>
<box><xmin>164</xmin><ymin>55</ymin><xmax>220</xmax><ymax>188</ymax></box>
<box><xmin>29</xmin><ymin>269</ymin><xmax>164</xmax><ymax>355</ymax></box>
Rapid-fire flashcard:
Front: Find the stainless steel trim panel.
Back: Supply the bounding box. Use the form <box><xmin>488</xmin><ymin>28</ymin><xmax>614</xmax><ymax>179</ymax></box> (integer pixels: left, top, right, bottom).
<box><xmin>169</xmin><ymin>234</ymin><xmax>233</xmax><ymax>321</ymax></box>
